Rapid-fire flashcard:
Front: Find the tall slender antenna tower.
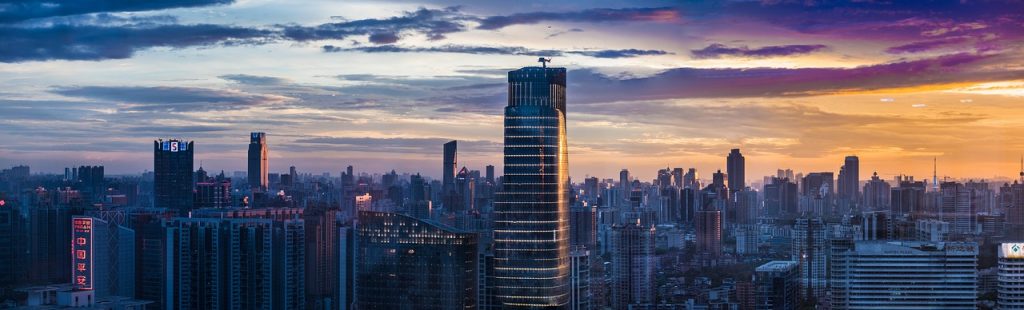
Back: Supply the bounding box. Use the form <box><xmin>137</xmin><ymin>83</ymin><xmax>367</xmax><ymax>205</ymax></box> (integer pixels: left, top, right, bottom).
<box><xmin>932</xmin><ymin>157</ymin><xmax>938</xmax><ymax>191</ymax></box>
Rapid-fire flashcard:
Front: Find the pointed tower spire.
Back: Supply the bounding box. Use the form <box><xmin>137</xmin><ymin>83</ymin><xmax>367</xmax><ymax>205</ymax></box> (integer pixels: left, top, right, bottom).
<box><xmin>932</xmin><ymin>157</ymin><xmax>938</xmax><ymax>191</ymax></box>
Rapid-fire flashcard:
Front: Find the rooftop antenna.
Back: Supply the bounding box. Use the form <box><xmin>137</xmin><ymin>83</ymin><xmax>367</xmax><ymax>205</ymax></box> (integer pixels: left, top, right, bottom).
<box><xmin>538</xmin><ymin>57</ymin><xmax>551</xmax><ymax>68</ymax></box>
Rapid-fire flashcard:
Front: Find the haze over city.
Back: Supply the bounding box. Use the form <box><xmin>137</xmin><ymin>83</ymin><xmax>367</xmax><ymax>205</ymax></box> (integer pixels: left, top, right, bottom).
<box><xmin>3</xmin><ymin>1</ymin><xmax>1024</xmax><ymax>180</ymax></box>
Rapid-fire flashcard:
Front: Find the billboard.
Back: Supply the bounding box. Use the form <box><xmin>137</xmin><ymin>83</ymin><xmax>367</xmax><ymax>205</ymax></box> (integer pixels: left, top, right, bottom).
<box><xmin>1001</xmin><ymin>243</ymin><xmax>1024</xmax><ymax>259</ymax></box>
<box><xmin>72</xmin><ymin>217</ymin><xmax>93</xmax><ymax>290</ymax></box>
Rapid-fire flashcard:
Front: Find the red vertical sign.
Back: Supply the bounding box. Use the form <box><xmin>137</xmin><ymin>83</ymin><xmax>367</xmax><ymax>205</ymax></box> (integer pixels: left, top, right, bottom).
<box><xmin>71</xmin><ymin>217</ymin><xmax>93</xmax><ymax>290</ymax></box>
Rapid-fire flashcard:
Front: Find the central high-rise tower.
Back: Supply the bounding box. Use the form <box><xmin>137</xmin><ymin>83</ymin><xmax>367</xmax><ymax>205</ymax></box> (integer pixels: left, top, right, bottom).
<box><xmin>248</xmin><ymin>132</ymin><xmax>268</xmax><ymax>191</ymax></box>
<box><xmin>493</xmin><ymin>61</ymin><xmax>570</xmax><ymax>308</ymax></box>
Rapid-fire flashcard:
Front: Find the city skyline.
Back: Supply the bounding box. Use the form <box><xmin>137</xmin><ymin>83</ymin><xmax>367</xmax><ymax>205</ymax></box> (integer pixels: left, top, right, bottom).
<box><xmin>3</xmin><ymin>1</ymin><xmax>1024</xmax><ymax>180</ymax></box>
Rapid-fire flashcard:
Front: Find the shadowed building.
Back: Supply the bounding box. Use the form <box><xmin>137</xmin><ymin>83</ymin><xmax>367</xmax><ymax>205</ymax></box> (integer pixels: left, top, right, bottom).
<box><xmin>154</xmin><ymin>139</ymin><xmax>193</xmax><ymax>215</ymax></box>
<box><xmin>248</xmin><ymin>132</ymin><xmax>268</xmax><ymax>191</ymax></box>
<box><xmin>355</xmin><ymin>211</ymin><xmax>478</xmax><ymax>309</ymax></box>
<box><xmin>493</xmin><ymin>62</ymin><xmax>571</xmax><ymax>308</ymax></box>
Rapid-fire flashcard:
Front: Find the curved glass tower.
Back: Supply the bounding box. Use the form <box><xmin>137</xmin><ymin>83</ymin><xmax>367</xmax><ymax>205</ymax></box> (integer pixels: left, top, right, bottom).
<box><xmin>493</xmin><ymin>65</ymin><xmax>570</xmax><ymax>308</ymax></box>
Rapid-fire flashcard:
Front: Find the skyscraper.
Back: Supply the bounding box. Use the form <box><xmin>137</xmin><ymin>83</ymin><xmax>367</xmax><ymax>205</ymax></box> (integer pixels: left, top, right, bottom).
<box><xmin>248</xmin><ymin>132</ymin><xmax>268</xmax><ymax>191</ymax></box>
<box><xmin>493</xmin><ymin>62</ymin><xmax>570</xmax><ymax>308</ymax></box>
<box><xmin>154</xmin><ymin>139</ymin><xmax>193</xmax><ymax>215</ymax></box>
<box><xmin>727</xmin><ymin>148</ymin><xmax>745</xmax><ymax>196</ymax></box>
<box><xmin>838</xmin><ymin>155</ymin><xmax>860</xmax><ymax>203</ymax></box>
<box><xmin>443</xmin><ymin>140</ymin><xmax>457</xmax><ymax>193</ymax></box>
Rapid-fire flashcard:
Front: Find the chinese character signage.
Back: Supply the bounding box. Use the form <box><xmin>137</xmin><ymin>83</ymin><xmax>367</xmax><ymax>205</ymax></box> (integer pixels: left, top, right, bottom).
<box><xmin>72</xmin><ymin>217</ymin><xmax>93</xmax><ymax>290</ymax></box>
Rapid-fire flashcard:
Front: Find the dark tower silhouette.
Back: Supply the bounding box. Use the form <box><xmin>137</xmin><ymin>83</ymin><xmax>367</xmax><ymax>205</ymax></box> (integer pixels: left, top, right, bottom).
<box><xmin>154</xmin><ymin>139</ymin><xmax>193</xmax><ymax>215</ymax></box>
<box><xmin>248</xmin><ymin>132</ymin><xmax>268</xmax><ymax>191</ymax></box>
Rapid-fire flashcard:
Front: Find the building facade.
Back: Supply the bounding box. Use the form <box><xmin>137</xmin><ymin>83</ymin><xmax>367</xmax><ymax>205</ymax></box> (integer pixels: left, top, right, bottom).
<box><xmin>154</xmin><ymin>139</ymin><xmax>194</xmax><ymax>215</ymax></box>
<box><xmin>355</xmin><ymin>211</ymin><xmax>478</xmax><ymax>309</ymax></box>
<box><xmin>492</xmin><ymin>64</ymin><xmax>571</xmax><ymax>308</ymax></box>
<box><xmin>248</xmin><ymin>132</ymin><xmax>269</xmax><ymax>191</ymax></box>
<box><xmin>830</xmin><ymin>241</ymin><xmax>977</xmax><ymax>309</ymax></box>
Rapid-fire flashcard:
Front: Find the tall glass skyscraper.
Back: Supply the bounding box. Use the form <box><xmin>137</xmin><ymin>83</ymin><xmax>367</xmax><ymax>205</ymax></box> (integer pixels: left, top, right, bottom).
<box><xmin>493</xmin><ymin>63</ymin><xmax>570</xmax><ymax>308</ymax></box>
<box><xmin>154</xmin><ymin>139</ymin><xmax>193</xmax><ymax>215</ymax></box>
<box><xmin>248</xmin><ymin>132</ymin><xmax>268</xmax><ymax>191</ymax></box>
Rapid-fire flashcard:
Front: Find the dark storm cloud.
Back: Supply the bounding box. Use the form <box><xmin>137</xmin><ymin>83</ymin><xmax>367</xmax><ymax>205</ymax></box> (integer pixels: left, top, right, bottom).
<box><xmin>326</xmin><ymin>44</ymin><xmax>669</xmax><ymax>59</ymax></box>
<box><xmin>279</xmin><ymin>7</ymin><xmax>467</xmax><ymax>42</ymax></box>
<box><xmin>0</xmin><ymin>24</ymin><xmax>273</xmax><ymax>62</ymax></box>
<box><xmin>476</xmin><ymin>7</ymin><xmax>680</xmax><ymax>30</ymax></box>
<box><xmin>51</xmin><ymin>86</ymin><xmax>290</xmax><ymax>112</ymax></box>
<box><xmin>0</xmin><ymin>0</ymin><xmax>235</xmax><ymax>23</ymax></box>
<box><xmin>571</xmin><ymin>53</ymin><xmax>1024</xmax><ymax>101</ymax></box>
<box><xmin>690</xmin><ymin>43</ymin><xmax>827</xmax><ymax>59</ymax></box>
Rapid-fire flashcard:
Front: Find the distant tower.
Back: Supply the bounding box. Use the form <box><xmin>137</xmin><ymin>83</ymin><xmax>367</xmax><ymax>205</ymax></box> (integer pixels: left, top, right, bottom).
<box><xmin>443</xmin><ymin>141</ymin><xmax>457</xmax><ymax>193</ymax></box>
<box><xmin>933</xmin><ymin>157</ymin><xmax>939</xmax><ymax>192</ymax></box>
<box><xmin>248</xmin><ymin>132</ymin><xmax>268</xmax><ymax>191</ymax></box>
<box><xmin>727</xmin><ymin>149</ymin><xmax>745</xmax><ymax>195</ymax></box>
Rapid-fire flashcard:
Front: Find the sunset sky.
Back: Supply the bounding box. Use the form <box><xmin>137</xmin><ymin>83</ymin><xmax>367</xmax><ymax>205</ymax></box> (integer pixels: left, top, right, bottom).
<box><xmin>2</xmin><ymin>0</ymin><xmax>1024</xmax><ymax>182</ymax></box>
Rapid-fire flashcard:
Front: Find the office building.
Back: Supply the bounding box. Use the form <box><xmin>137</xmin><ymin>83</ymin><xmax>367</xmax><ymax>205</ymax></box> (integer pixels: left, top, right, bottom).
<box><xmin>861</xmin><ymin>172</ymin><xmax>890</xmax><ymax>211</ymax></box>
<box><xmin>355</xmin><ymin>211</ymin><xmax>478</xmax><ymax>309</ymax></box>
<box><xmin>154</xmin><ymin>139</ymin><xmax>194</xmax><ymax>215</ymax></box>
<box><xmin>610</xmin><ymin>221</ymin><xmax>655</xmax><ymax>309</ymax></box>
<box><xmin>727</xmin><ymin>149</ymin><xmax>745</xmax><ymax>196</ymax></box>
<box><xmin>492</xmin><ymin>63</ymin><xmax>571</xmax><ymax>308</ymax></box>
<box><xmin>755</xmin><ymin>261</ymin><xmax>798</xmax><ymax>310</ymax></box>
<box><xmin>830</xmin><ymin>241</ymin><xmax>977</xmax><ymax>309</ymax></box>
<box><xmin>248</xmin><ymin>132</ymin><xmax>269</xmax><ymax>191</ymax></box>
<box><xmin>999</xmin><ymin>242</ymin><xmax>1024</xmax><ymax>309</ymax></box>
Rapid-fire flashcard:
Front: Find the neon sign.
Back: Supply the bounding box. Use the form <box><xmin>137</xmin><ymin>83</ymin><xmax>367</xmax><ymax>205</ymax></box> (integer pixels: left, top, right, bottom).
<box><xmin>71</xmin><ymin>217</ymin><xmax>93</xmax><ymax>290</ymax></box>
<box><xmin>170</xmin><ymin>141</ymin><xmax>179</xmax><ymax>152</ymax></box>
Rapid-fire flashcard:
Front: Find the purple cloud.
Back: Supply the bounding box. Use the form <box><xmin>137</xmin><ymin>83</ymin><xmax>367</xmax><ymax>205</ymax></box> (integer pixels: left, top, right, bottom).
<box><xmin>368</xmin><ymin>32</ymin><xmax>400</xmax><ymax>44</ymax></box>
<box><xmin>571</xmin><ymin>53</ymin><xmax>1023</xmax><ymax>100</ymax></box>
<box><xmin>885</xmin><ymin>36</ymin><xmax>970</xmax><ymax>54</ymax></box>
<box><xmin>477</xmin><ymin>7</ymin><xmax>680</xmax><ymax>30</ymax></box>
<box><xmin>691</xmin><ymin>43</ymin><xmax>827</xmax><ymax>59</ymax></box>
<box><xmin>279</xmin><ymin>7</ymin><xmax>467</xmax><ymax>42</ymax></box>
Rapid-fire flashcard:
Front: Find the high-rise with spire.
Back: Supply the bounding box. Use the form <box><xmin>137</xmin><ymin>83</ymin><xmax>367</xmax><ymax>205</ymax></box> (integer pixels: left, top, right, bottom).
<box><xmin>493</xmin><ymin>60</ymin><xmax>570</xmax><ymax>308</ymax></box>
